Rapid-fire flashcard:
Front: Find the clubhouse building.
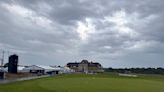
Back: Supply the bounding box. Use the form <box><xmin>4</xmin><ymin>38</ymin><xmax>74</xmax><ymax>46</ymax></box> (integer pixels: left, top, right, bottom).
<box><xmin>67</xmin><ymin>60</ymin><xmax>104</xmax><ymax>73</ymax></box>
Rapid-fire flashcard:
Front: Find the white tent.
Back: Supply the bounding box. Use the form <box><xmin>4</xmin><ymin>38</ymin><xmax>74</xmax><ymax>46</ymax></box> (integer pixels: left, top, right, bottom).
<box><xmin>22</xmin><ymin>65</ymin><xmax>45</xmax><ymax>74</ymax></box>
<box><xmin>35</xmin><ymin>65</ymin><xmax>61</xmax><ymax>75</ymax></box>
<box><xmin>0</xmin><ymin>67</ymin><xmax>7</xmax><ymax>72</ymax></box>
<box><xmin>18</xmin><ymin>66</ymin><xmax>30</xmax><ymax>72</ymax></box>
<box><xmin>37</xmin><ymin>65</ymin><xmax>56</xmax><ymax>73</ymax></box>
<box><xmin>58</xmin><ymin>66</ymin><xmax>75</xmax><ymax>74</ymax></box>
<box><xmin>16</xmin><ymin>65</ymin><xmax>72</xmax><ymax>75</ymax></box>
<box><xmin>24</xmin><ymin>65</ymin><xmax>44</xmax><ymax>71</ymax></box>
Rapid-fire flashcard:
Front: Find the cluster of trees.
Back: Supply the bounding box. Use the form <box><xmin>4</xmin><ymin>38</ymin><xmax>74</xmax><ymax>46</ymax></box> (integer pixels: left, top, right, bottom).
<box><xmin>104</xmin><ymin>67</ymin><xmax>164</xmax><ymax>75</ymax></box>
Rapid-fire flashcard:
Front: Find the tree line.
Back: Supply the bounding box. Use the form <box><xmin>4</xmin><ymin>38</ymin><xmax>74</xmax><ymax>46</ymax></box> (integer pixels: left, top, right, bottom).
<box><xmin>104</xmin><ymin>67</ymin><xmax>164</xmax><ymax>75</ymax></box>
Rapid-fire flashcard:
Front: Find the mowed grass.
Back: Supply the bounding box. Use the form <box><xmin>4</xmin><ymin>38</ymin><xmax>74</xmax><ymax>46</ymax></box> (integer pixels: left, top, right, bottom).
<box><xmin>0</xmin><ymin>73</ymin><xmax>164</xmax><ymax>92</ymax></box>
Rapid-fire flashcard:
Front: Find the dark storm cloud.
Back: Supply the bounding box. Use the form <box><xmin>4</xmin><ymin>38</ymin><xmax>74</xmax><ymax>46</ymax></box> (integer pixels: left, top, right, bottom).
<box><xmin>0</xmin><ymin>0</ymin><xmax>164</xmax><ymax>67</ymax></box>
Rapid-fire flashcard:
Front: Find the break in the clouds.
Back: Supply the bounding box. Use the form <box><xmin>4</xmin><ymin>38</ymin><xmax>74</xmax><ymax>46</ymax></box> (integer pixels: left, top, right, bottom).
<box><xmin>0</xmin><ymin>0</ymin><xmax>164</xmax><ymax>68</ymax></box>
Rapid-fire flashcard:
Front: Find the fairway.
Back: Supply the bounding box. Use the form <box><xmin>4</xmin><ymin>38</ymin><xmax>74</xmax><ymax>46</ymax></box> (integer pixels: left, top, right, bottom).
<box><xmin>0</xmin><ymin>73</ymin><xmax>164</xmax><ymax>92</ymax></box>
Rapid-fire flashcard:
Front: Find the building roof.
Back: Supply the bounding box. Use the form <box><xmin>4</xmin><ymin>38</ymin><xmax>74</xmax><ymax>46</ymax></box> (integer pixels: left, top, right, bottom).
<box><xmin>81</xmin><ymin>60</ymin><xmax>89</xmax><ymax>64</ymax></box>
<box><xmin>67</xmin><ymin>61</ymin><xmax>102</xmax><ymax>67</ymax></box>
<box><xmin>67</xmin><ymin>62</ymin><xmax>79</xmax><ymax>67</ymax></box>
<box><xmin>88</xmin><ymin>62</ymin><xmax>102</xmax><ymax>67</ymax></box>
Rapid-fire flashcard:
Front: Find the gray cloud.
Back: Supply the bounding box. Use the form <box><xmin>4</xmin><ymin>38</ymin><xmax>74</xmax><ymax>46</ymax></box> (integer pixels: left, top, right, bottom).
<box><xmin>0</xmin><ymin>0</ymin><xmax>164</xmax><ymax>68</ymax></box>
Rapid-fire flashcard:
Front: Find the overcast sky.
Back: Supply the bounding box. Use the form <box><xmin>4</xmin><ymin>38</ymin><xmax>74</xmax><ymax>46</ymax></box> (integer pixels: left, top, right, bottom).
<box><xmin>0</xmin><ymin>0</ymin><xmax>164</xmax><ymax>68</ymax></box>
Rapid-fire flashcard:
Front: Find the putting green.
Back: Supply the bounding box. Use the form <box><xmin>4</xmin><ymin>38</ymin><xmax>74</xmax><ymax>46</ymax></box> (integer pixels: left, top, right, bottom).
<box><xmin>0</xmin><ymin>74</ymin><xmax>164</xmax><ymax>92</ymax></box>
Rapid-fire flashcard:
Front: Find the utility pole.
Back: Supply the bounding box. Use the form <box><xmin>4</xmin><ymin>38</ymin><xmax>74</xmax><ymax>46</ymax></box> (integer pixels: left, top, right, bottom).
<box><xmin>1</xmin><ymin>51</ymin><xmax>5</xmax><ymax>66</ymax></box>
<box><xmin>7</xmin><ymin>51</ymin><xmax>10</xmax><ymax>57</ymax></box>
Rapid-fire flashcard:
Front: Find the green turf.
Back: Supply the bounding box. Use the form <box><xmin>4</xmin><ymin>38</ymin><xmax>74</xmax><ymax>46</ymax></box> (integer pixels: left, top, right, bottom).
<box><xmin>0</xmin><ymin>73</ymin><xmax>164</xmax><ymax>92</ymax></box>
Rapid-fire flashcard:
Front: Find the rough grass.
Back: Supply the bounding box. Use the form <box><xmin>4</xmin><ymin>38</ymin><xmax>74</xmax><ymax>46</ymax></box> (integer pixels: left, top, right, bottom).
<box><xmin>0</xmin><ymin>73</ymin><xmax>164</xmax><ymax>92</ymax></box>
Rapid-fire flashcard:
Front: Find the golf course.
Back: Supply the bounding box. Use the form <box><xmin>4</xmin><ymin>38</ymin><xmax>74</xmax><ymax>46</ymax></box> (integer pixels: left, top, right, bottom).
<box><xmin>0</xmin><ymin>73</ymin><xmax>164</xmax><ymax>92</ymax></box>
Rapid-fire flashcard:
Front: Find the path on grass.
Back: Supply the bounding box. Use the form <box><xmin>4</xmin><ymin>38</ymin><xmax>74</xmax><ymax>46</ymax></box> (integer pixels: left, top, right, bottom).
<box><xmin>0</xmin><ymin>75</ymin><xmax>50</xmax><ymax>84</ymax></box>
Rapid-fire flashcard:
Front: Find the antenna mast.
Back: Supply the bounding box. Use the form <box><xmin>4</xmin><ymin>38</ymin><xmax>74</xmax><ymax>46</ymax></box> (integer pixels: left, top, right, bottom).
<box><xmin>1</xmin><ymin>51</ymin><xmax>5</xmax><ymax>66</ymax></box>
